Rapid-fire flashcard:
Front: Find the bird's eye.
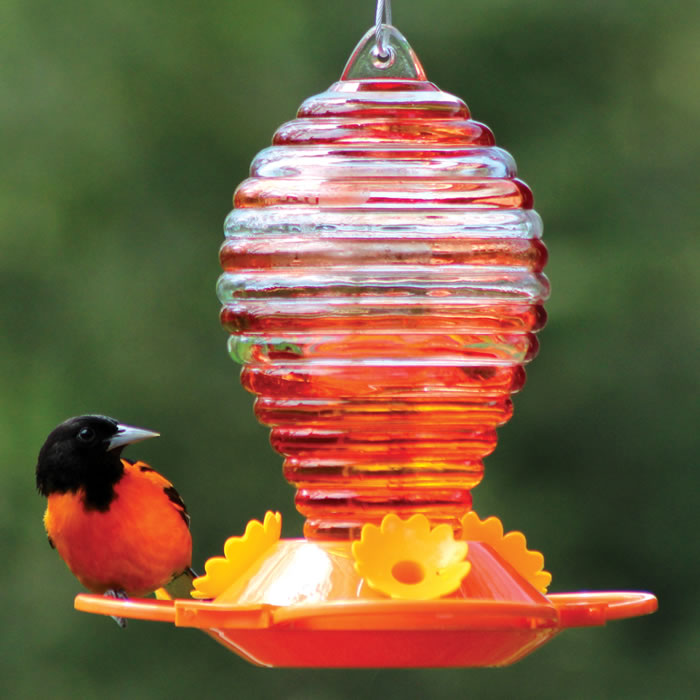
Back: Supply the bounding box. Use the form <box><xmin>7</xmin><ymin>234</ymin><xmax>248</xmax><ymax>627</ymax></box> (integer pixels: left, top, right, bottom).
<box><xmin>77</xmin><ymin>427</ymin><xmax>96</xmax><ymax>444</ymax></box>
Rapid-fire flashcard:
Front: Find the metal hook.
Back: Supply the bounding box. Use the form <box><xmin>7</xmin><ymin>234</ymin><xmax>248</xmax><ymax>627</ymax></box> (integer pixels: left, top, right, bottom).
<box><xmin>374</xmin><ymin>0</ymin><xmax>393</xmax><ymax>60</ymax></box>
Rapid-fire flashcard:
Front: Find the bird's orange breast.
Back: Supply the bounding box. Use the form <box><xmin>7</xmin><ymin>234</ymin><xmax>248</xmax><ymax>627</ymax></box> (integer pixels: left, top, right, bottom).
<box><xmin>44</xmin><ymin>461</ymin><xmax>192</xmax><ymax>596</ymax></box>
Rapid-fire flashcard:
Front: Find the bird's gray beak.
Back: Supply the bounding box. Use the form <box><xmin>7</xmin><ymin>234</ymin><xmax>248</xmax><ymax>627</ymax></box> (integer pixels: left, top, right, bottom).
<box><xmin>107</xmin><ymin>423</ymin><xmax>160</xmax><ymax>451</ymax></box>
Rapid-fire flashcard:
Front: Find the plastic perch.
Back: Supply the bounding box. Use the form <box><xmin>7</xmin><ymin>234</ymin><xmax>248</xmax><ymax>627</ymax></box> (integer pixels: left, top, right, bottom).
<box><xmin>75</xmin><ymin>25</ymin><xmax>657</xmax><ymax>667</ymax></box>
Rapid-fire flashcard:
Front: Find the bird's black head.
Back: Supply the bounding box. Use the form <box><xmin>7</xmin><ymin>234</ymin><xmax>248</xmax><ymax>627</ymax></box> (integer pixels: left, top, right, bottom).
<box><xmin>36</xmin><ymin>415</ymin><xmax>159</xmax><ymax>510</ymax></box>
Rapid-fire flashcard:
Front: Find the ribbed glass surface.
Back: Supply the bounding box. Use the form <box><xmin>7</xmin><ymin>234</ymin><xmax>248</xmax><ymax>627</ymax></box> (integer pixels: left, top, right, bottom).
<box><xmin>218</xmin><ymin>30</ymin><xmax>549</xmax><ymax>539</ymax></box>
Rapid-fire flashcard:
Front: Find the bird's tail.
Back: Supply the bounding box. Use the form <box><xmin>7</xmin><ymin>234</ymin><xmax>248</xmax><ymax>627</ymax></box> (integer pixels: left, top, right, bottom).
<box><xmin>156</xmin><ymin>567</ymin><xmax>198</xmax><ymax>600</ymax></box>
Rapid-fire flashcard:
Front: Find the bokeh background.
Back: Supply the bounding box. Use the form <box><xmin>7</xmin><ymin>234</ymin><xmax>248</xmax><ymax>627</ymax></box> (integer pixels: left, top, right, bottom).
<box><xmin>3</xmin><ymin>0</ymin><xmax>698</xmax><ymax>697</ymax></box>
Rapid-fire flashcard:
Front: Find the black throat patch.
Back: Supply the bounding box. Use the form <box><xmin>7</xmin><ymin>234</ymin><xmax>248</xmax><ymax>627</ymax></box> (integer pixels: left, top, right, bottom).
<box><xmin>82</xmin><ymin>474</ymin><xmax>122</xmax><ymax>512</ymax></box>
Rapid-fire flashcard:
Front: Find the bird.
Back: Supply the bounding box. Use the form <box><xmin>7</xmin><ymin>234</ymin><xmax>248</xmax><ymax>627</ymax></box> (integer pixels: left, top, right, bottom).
<box><xmin>36</xmin><ymin>414</ymin><xmax>195</xmax><ymax>627</ymax></box>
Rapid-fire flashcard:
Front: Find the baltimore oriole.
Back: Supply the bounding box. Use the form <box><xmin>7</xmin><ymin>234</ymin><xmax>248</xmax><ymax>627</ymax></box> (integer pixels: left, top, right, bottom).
<box><xmin>36</xmin><ymin>415</ymin><xmax>195</xmax><ymax>626</ymax></box>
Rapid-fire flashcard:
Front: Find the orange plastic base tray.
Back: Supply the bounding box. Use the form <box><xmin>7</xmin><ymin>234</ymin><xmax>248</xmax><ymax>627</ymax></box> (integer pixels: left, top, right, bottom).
<box><xmin>74</xmin><ymin>591</ymin><xmax>656</xmax><ymax>668</ymax></box>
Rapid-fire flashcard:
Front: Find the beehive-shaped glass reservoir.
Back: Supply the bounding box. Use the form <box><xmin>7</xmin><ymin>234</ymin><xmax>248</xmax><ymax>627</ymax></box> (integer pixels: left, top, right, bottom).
<box><xmin>217</xmin><ymin>27</ymin><xmax>549</xmax><ymax>539</ymax></box>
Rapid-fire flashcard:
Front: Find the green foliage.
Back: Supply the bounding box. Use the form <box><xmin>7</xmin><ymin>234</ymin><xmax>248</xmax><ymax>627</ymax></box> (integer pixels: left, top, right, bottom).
<box><xmin>2</xmin><ymin>0</ymin><xmax>698</xmax><ymax>697</ymax></box>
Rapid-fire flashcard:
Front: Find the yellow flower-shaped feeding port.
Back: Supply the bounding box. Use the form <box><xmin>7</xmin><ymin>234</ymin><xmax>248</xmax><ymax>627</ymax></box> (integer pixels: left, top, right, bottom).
<box><xmin>191</xmin><ymin>511</ymin><xmax>282</xmax><ymax>600</ymax></box>
<box><xmin>352</xmin><ymin>513</ymin><xmax>470</xmax><ymax>600</ymax></box>
<box><xmin>460</xmin><ymin>511</ymin><xmax>552</xmax><ymax>594</ymax></box>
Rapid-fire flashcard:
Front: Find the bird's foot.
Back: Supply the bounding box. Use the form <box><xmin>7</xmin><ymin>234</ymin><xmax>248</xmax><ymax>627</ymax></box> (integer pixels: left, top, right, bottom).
<box><xmin>104</xmin><ymin>588</ymin><xmax>128</xmax><ymax>628</ymax></box>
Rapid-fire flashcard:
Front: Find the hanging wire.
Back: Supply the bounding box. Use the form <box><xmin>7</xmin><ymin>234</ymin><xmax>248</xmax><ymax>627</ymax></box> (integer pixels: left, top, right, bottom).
<box><xmin>374</xmin><ymin>0</ymin><xmax>393</xmax><ymax>59</ymax></box>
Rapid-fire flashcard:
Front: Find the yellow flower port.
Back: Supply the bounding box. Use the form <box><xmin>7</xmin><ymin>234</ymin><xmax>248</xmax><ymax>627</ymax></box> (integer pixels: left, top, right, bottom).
<box><xmin>191</xmin><ymin>511</ymin><xmax>281</xmax><ymax>600</ymax></box>
<box><xmin>352</xmin><ymin>513</ymin><xmax>471</xmax><ymax>600</ymax></box>
<box><xmin>460</xmin><ymin>512</ymin><xmax>552</xmax><ymax>594</ymax></box>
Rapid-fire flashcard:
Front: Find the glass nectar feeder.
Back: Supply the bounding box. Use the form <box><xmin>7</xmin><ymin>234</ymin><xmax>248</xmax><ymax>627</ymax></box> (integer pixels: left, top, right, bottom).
<box><xmin>75</xmin><ymin>15</ymin><xmax>657</xmax><ymax>667</ymax></box>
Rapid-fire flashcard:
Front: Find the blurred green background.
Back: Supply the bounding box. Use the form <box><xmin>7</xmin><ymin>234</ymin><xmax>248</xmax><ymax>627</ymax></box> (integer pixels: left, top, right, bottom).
<box><xmin>2</xmin><ymin>0</ymin><xmax>698</xmax><ymax>697</ymax></box>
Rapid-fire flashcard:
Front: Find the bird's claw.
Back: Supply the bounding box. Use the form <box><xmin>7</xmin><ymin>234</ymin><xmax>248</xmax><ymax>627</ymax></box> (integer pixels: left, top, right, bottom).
<box><xmin>104</xmin><ymin>588</ymin><xmax>128</xmax><ymax>628</ymax></box>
